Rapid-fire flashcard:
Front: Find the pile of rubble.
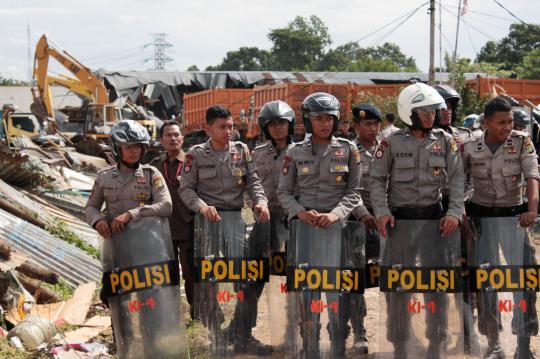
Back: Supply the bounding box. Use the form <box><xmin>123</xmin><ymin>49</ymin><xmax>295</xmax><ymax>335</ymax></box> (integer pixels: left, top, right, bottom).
<box><xmin>0</xmin><ymin>133</ymin><xmax>115</xmax><ymax>357</ymax></box>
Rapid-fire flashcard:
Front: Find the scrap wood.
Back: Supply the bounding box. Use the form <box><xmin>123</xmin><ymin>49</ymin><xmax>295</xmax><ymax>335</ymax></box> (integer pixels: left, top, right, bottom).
<box><xmin>0</xmin><ymin>239</ymin><xmax>11</xmax><ymax>260</ymax></box>
<box><xmin>0</xmin><ymin>196</ymin><xmax>47</xmax><ymax>228</ymax></box>
<box><xmin>61</xmin><ymin>316</ymin><xmax>111</xmax><ymax>343</ymax></box>
<box><xmin>16</xmin><ymin>273</ymin><xmax>61</xmax><ymax>303</ymax></box>
<box><xmin>0</xmin><ymin>251</ymin><xmax>28</xmax><ymax>272</ymax></box>
<box><xmin>16</xmin><ymin>262</ymin><xmax>59</xmax><ymax>284</ymax></box>
<box><xmin>31</xmin><ymin>282</ymin><xmax>97</xmax><ymax>325</ymax></box>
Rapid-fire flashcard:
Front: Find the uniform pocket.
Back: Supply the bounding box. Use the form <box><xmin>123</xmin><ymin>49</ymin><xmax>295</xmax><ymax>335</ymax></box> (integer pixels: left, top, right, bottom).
<box><xmin>103</xmin><ymin>190</ymin><xmax>118</xmax><ymax>202</ymax></box>
<box><xmin>502</xmin><ymin>166</ymin><xmax>522</xmax><ymax>190</ymax></box>
<box><xmin>393</xmin><ymin>157</ymin><xmax>414</xmax><ymax>182</ymax></box>
<box><xmin>199</xmin><ymin>168</ymin><xmax>217</xmax><ymax>179</ymax></box>
<box><xmin>427</xmin><ymin>156</ymin><xmax>447</xmax><ymax>182</ymax></box>
<box><xmin>471</xmin><ymin>166</ymin><xmax>488</xmax><ymax>179</ymax></box>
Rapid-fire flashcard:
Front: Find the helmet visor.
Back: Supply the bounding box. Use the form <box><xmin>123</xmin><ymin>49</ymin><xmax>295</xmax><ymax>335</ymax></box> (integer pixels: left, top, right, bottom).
<box><xmin>413</xmin><ymin>102</ymin><xmax>446</xmax><ymax>114</ymax></box>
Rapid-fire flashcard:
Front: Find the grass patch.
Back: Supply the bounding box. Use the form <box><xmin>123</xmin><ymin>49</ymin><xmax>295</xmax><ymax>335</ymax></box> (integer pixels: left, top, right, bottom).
<box><xmin>40</xmin><ymin>279</ymin><xmax>75</xmax><ymax>301</ymax></box>
<box><xmin>46</xmin><ymin>219</ymin><xmax>101</xmax><ymax>260</ymax></box>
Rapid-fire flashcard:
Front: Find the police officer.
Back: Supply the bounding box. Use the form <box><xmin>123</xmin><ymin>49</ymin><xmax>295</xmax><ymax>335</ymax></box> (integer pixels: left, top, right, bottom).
<box><xmin>86</xmin><ymin>119</ymin><xmax>172</xmax><ymax>242</ymax></box>
<box><xmin>350</xmin><ymin>103</ymin><xmax>383</xmax><ymax>354</ymax></box>
<box><xmin>253</xmin><ymin>100</ymin><xmax>297</xmax><ymax>348</ymax></box>
<box><xmin>85</xmin><ymin>120</ymin><xmax>173</xmax><ymax>352</ymax></box>
<box><xmin>433</xmin><ymin>84</ymin><xmax>474</xmax><ymax>143</ymax></box>
<box><xmin>278</xmin><ymin>92</ymin><xmax>362</xmax><ymax>358</ymax></box>
<box><xmin>513</xmin><ymin>109</ymin><xmax>531</xmax><ymax>132</ymax></box>
<box><xmin>178</xmin><ymin>105</ymin><xmax>272</xmax><ymax>355</ymax></box>
<box><xmin>334</xmin><ymin>118</ymin><xmax>356</xmax><ymax>140</ymax></box>
<box><xmin>370</xmin><ymin>83</ymin><xmax>464</xmax><ymax>358</ymax></box>
<box><xmin>462</xmin><ymin>96</ymin><xmax>539</xmax><ymax>359</ymax></box>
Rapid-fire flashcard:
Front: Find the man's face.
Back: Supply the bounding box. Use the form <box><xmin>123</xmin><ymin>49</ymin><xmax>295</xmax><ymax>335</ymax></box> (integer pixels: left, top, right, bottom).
<box><xmin>485</xmin><ymin>111</ymin><xmax>513</xmax><ymax>142</ymax></box>
<box><xmin>267</xmin><ymin>118</ymin><xmax>289</xmax><ymax>142</ymax></box>
<box><xmin>416</xmin><ymin>109</ymin><xmax>436</xmax><ymax>129</ymax></box>
<box><xmin>120</xmin><ymin>143</ymin><xmax>142</xmax><ymax>164</ymax></box>
<box><xmin>339</xmin><ymin>121</ymin><xmax>350</xmax><ymax>133</ymax></box>
<box><xmin>207</xmin><ymin>117</ymin><xmax>233</xmax><ymax>146</ymax></box>
<box><xmin>439</xmin><ymin>100</ymin><xmax>453</xmax><ymax>127</ymax></box>
<box><xmin>353</xmin><ymin>119</ymin><xmax>380</xmax><ymax>143</ymax></box>
<box><xmin>161</xmin><ymin>124</ymin><xmax>183</xmax><ymax>152</ymax></box>
<box><xmin>309</xmin><ymin>114</ymin><xmax>334</xmax><ymax>139</ymax></box>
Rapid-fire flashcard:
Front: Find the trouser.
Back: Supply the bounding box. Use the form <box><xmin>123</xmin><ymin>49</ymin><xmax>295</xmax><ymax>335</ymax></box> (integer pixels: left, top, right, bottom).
<box><xmin>350</xmin><ymin>229</ymin><xmax>379</xmax><ymax>339</ymax></box>
<box><xmin>471</xmin><ymin>218</ymin><xmax>539</xmax><ymax>337</ymax></box>
<box><xmin>383</xmin><ymin>219</ymin><xmax>452</xmax><ymax>345</ymax></box>
<box><xmin>172</xmin><ymin>239</ymin><xmax>195</xmax><ymax>319</ymax></box>
<box><xmin>227</xmin><ymin>281</ymin><xmax>266</xmax><ymax>337</ymax></box>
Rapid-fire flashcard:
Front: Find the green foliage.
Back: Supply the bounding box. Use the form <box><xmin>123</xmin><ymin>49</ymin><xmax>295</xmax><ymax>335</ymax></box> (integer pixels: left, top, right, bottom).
<box><xmin>268</xmin><ymin>15</ymin><xmax>331</xmax><ymax>71</ymax></box>
<box><xmin>353</xmin><ymin>91</ymin><xmax>402</xmax><ymax>125</ymax></box>
<box><xmin>476</xmin><ymin>23</ymin><xmax>540</xmax><ymax>78</ymax></box>
<box><xmin>518</xmin><ymin>48</ymin><xmax>540</xmax><ymax>80</ymax></box>
<box><xmin>41</xmin><ymin>278</ymin><xmax>75</xmax><ymax>301</ymax></box>
<box><xmin>207</xmin><ymin>16</ymin><xmax>417</xmax><ymax>73</ymax></box>
<box><xmin>0</xmin><ymin>74</ymin><xmax>28</xmax><ymax>86</ymax></box>
<box><xmin>46</xmin><ymin>219</ymin><xmax>101</xmax><ymax>260</ymax></box>
<box><xmin>449</xmin><ymin>60</ymin><xmax>491</xmax><ymax>123</ymax></box>
<box><xmin>206</xmin><ymin>47</ymin><xmax>273</xmax><ymax>71</ymax></box>
<box><xmin>186</xmin><ymin>65</ymin><xmax>200</xmax><ymax>71</ymax></box>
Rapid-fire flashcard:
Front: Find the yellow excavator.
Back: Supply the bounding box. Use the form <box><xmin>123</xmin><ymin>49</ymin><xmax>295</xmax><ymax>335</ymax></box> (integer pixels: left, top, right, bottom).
<box><xmin>31</xmin><ymin>34</ymin><xmax>123</xmax><ymax>139</ymax></box>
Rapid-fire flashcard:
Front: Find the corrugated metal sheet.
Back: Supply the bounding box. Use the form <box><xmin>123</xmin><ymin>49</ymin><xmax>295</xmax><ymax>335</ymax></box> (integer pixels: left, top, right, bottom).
<box><xmin>0</xmin><ymin>208</ymin><xmax>101</xmax><ymax>287</ymax></box>
<box><xmin>0</xmin><ymin>146</ymin><xmax>53</xmax><ymax>187</ymax></box>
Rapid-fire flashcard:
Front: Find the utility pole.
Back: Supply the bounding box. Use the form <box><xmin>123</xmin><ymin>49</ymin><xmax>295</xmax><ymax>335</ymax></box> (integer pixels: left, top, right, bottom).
<box><xmin>27</xmin><ymin>25</ymin><xmax>32</xmax><ymax>83</ymax></box>
<box><xmin>453</xmin><ymin>0</ymin><xmax>463</xmax><ymax>67</ymax></box>
<box><xmin>429</xmin><ymin>0</ymin><xmax>436</xmax><ymax>85</ymax></box>
<box><xmin>146</xmin><ymin>33</ymin><xmax>173</xmax><ymax>71</ymax></box>
<box><xmin>439</xmin><ymin>0</ymin><xmax>443</xmax><ymax>84</ymax></box>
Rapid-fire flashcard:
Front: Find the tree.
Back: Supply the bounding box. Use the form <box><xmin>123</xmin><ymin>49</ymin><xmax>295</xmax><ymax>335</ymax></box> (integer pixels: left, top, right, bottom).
<box><xmin>187</xmin><ymin>65</ymin><xmax>200</xmax><ymax>71</ymax></box>
<box><xmin>316</xmin><ymin>42</ymin><xmax>418</xmax><ymax>72</ymax></box>
<box><xmin>518</xmin><ymin>48</ymin><xmax>540</xmax><ymax>79</ymax></box>
<box><xmin>476</xmin><ymin>23</ymin><xmax>540</xmax><ymax>76</ymax></box>
<box><xmin>268</xmin><ymin>15</ymin><xmax>331</xmax><ymax>71</ymax></box>
<box><xmin>0</xmin><ymin>74</ymin><xmax>28</xmax><ymax>86</ymax></box>
<box><xmin>205</xmin><ymin>47</ymin><xmax>272</xmax><ymax>71</ymax></box>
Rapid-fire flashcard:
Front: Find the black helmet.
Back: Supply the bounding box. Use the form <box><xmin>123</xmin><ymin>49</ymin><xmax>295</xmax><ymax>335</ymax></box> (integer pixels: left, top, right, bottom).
<box><xmin>433</xmin><ymin>84</ymin><xmax>460</xmax><ymax>124</ymax></box>
<box><xmin>258</xmin><ymin>100</ymin><xmax>295</xmax><ymax>139</ymax></box>
<box><xmin>109</xmin><ymin>119</ymin><xmax>151</xmax><ymax>161</ymax></box>
<box><xmin>513</xmin><ymin>109</ymin><xmax>531</xmax><ymax>127</ymax></box>
<box><xmin>301</xmin><ymin>92</ymin><xmax>340</xmax><ymax>134</ymax></box>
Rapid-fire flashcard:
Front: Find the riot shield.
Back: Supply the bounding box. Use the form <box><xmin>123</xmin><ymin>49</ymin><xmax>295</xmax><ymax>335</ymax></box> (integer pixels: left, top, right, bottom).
<box><xmin>101</xmin><ymin>217</ymin><xmax>187</xmax><ymax>359</ymax></box>
<box><xmin>286</xmin><ymin>219</ymin><xmax>366</xmax><ymax>358</ymax></box>
<box><xmin>379</xmin><ymin>220</ymin><xmax>464</xmax><ymax>358</ymax></box>
<box><xmin>193</xmin><ymin>211</ymin><xmax>270</xmax><ymax>356</ymax></box>
<box><xmin>265</xmin><ymin>211</ymin><xmax>299</xmax><ymax>353</ymax></box>
<box><xmin>469</xmin><ymin>217</ymin><xmax>539</xmax><ymax>358</ymax></box>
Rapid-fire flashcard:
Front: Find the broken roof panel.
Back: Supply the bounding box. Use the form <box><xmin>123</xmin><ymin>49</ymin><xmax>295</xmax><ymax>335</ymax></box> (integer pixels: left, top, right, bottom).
<box><xmin>0</xmin><ymin>208</ymin><xmax>101</xmax><ymax>287</ymax></box>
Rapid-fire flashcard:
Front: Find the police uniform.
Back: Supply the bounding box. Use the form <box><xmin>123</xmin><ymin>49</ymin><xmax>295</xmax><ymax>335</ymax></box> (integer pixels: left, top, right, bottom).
<box><xmin>462</xmin><ymin>130</ymin><xmax>539</xmax><ymax>346</ymax></box>
<box><xmin>178</xmin><ymin>139</ymin><xmax>269</xmax><ymax>348</ymax></box>
<box><xmin>85</xmin><ymin>163</ymin><xmax>172</xmax><ymax>306</ymax></box>
<box><xmin>85</xmin><ymin>163</ymin><xmax>172</xmax><ymax>226</ymax></box>
<box><xmin>277</xmin><ymin>135</ymin><xmax>362</xmax><ymax>356</ymax></box>
<box><xmin>369</xmin><ymin>127</ymin><xmax>465</xmax><ymax>349</ymax></box>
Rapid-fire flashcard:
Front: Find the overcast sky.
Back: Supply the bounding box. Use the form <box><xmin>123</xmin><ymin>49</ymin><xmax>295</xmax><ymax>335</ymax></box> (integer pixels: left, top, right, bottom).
<box><xmin>0</xmin><ymin>0</ymin><xmax>538</xmax><ymax>81</ymax></box>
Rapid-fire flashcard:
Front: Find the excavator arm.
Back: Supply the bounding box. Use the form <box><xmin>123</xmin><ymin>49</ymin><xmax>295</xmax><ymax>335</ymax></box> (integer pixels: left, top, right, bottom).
<box><xmin>32</xmin><ymin>35</ymin><xmax>114</xmax><ymax>121</ymax></box>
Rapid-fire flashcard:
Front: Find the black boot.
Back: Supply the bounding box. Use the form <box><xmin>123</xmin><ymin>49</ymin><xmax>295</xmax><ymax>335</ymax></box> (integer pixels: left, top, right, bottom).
<box><xmin>426</xmin><ymin>340</ymin><xmax>442</xmax><ymax>359</ymax></box>
<box><xmin>485</xmin><ymin>338</ymin><xmax>505</xmax><ymax>359</ymax></box>
<box><xmin>352</xmin><ymin>333</ymin><xmax>369</xmax><ymax>354</ymax></box>
<box><xmin>299</xmin><ymin>321</ymin><xmax>321</xmax><ymax>359</ymax></box>
<box><xmin>514</xmin><ymin>336</ymin><xmax>536</xmax><ymax>359</ymax></box>
<box><xmin>393</xmin><ymin>341</ymin><xmax>407</xmax><ymax>359</ymax></box>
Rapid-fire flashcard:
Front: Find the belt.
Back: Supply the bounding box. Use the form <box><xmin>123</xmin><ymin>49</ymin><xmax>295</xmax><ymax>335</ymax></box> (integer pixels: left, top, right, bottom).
<box><xmin>391</xmin><ymin>204</ymin><xmax>444</xmax><ymax>220</ymax></box>
<box><xmin>466</xmin><ymin>202</ymin><xmax>525</xmax><ymax>218</ymax></box>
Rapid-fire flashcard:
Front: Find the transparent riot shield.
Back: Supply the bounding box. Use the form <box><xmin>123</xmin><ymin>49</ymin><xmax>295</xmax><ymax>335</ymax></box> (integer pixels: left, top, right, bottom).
<box><xmin>193</xmin><ymin>211</ymin><xmax>270</xmax><ymax>357</ymax></box>
<box><xmin>469</xmin><ymin>217</ymin><xmax>540</xmax><ymax>358</ymax></box>
<box><xmin>265</xmin><ymin>211</ymin><xmax>299</xmax><ymax>354</ymax></box>
<box><xmin>379</xmin><ymin>220</ymin><xmax>464</xmax><ymax>359</ymax></box>
<box><xmin>101</xmin><ymin>217</ymin><xmax>187</xmax><ymax>359</ymax></box>
<box><xmin>286</xmin><ymin>220</ymin><xmax>366</xmax><ymax>358</ymax></box>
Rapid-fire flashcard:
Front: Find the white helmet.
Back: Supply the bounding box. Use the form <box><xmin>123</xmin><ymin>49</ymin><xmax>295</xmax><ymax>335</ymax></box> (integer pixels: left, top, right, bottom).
<box><xmin>397</xmin><ymin>83</ymin><xmax>446</xmax><ymax>126</ymax></box>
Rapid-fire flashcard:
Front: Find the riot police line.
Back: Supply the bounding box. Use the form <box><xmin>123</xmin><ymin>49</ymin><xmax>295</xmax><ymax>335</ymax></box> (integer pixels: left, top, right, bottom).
<box><xmin>85</xmin><ymin>84</ymin><xmax>539</xmax><ymax>358</ymax></box>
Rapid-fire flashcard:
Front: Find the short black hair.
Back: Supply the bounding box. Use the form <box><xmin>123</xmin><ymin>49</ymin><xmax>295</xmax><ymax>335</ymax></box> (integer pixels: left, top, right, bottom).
<box><xmin>159</xmin><ymin>120</ymin><xmax>181</xmax><ymax>138</ymax></box>
<box><xmin>484</xmin><ymin>96</ymin><xmax>512</xmax><ymax>119</ymax></box>
<box><xmin>386</xmin><ymin>113</ymin><xmax>395</xmax><ymax>122</ymax></box>
<box><xmin>206</xmin><ymin>105</ymin><xmax>232</xmax><ymax>124</ymax></box>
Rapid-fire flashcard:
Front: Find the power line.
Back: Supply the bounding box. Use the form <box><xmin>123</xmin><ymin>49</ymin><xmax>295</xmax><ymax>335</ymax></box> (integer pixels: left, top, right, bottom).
<box><xmin>369</xmin><ymin>4</ymin><xmax>425</xmax><ymax>46</ymax></box>
<box><xmin>442</xmin><ymin>3</ymin><xmax>514</xmax><ymax>21</ymax></box>
<box><xmin>441</xmin><ymin>5</ymin><xmax>496</xmax><ymax>40</ymax></box>
<box><xmin>492</xmin><ymin>0</ymin><xmax>527</xmax><ymax>25</ymax></box>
